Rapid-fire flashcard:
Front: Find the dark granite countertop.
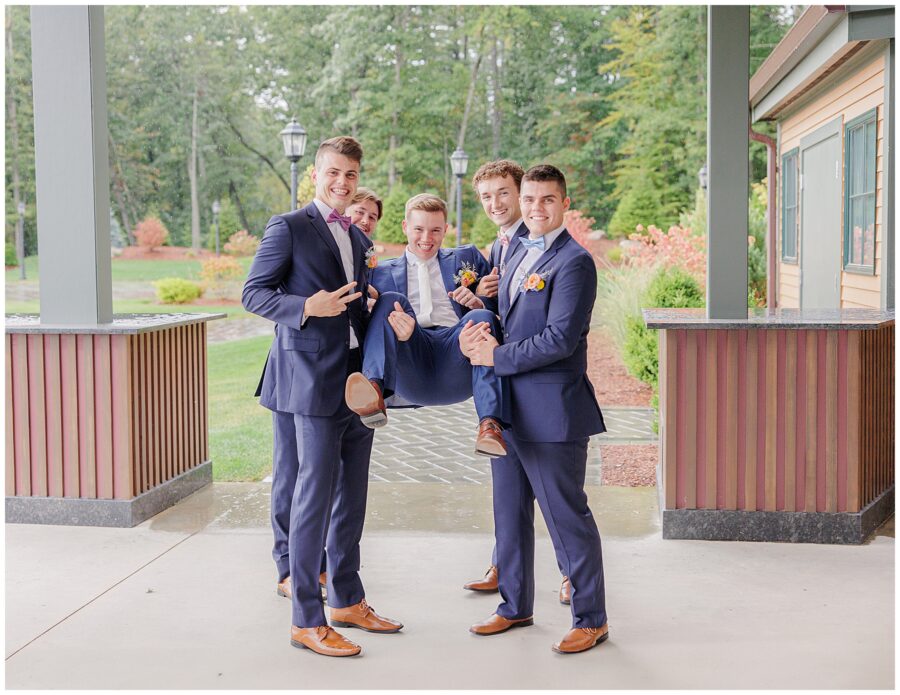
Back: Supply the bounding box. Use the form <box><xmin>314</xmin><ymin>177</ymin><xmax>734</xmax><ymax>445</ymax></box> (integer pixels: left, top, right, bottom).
<box><xmin>643</xmin><ymin>307</ymin><xmax>895</xmax><ymax>330</ymax></box>
<box><xmin>5</xmin><ymin>312</ymin><xmax>226</xmax><ymax>335</ymax></box>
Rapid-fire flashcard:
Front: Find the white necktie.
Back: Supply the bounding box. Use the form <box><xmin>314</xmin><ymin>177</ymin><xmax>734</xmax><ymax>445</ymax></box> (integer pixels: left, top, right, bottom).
<box><xmin>416</xmin><ymin>259</ymin><xmax>434</xmax><ymax>327</ymax></box>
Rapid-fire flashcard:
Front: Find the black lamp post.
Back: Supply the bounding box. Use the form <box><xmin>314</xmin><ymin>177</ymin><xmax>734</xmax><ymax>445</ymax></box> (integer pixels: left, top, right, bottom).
<box><xmin>16</xmin><ymin>200</ymin><xmax>25</xmax><ymax>280</ymax></box>
<box><xmin>212</xmin><ymin>199</ymin><xmax>221</xmax><ymax>256</ymax></box>
<box><xmin>450</xmin><ymin>148</ymin><xmax>469</xmax><ymax>246</ymax></box>
<box><xmin>280</xmin><ymin>117</ymin><xmax>308</xmax><ymax>211</ymax></box>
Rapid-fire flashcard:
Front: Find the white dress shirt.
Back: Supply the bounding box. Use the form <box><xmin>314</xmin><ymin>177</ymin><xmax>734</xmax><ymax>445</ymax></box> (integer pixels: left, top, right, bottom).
<box><xmin>404</xmin><ymin>250</ymin><xmax>458</xmax><ymax>328</ymax></box>
<box><xmin>507</xmin><ymin>224</ymin><xmax>566</xmax><ymax>307</ymax></box>
<box><xmin>312</xmin><ymin>198</ymin><xmax>359</xmax><ymax>348</ymax></box>
<box><xmin>498</xmin><ymin>217</ymin><xmax>524</xmax><ymax>267</ymax></box>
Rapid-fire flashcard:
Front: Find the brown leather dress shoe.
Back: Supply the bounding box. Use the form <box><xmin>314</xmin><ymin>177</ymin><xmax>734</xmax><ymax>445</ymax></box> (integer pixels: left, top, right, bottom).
<box><xmin>330</xmin><ymin>598</ymin><xmax>403</xmax><ymax>633</ymax></box>
<box><xmin>291</xmin><ymin>625</ymin><xmax>361</xmax><ymax>657</ymax></box>
<box><xmin>559</xmin><ymin>576</ymin><xmax>571</xmax><ymax>605</ymax></box>
<box><xmin>463</xmin><ymin>565</ymin><xmax>499</xmax><ymax>592</ymax></box>
<box><xmin>469</xmin><ymin>613</ymin><xmax>534</xmax><ymax>636</ymax></box>
<box><xmin>277</xmin><ymin>576</ymin><xmax>292</xmax><ymax>598</ymax></box>
<box><xmin>345</xmin><ymin>373</ymin><xmax>387</xmax><ymax>428</ymax></box>
<box><xmin>552</xmin><ymin>624</ymin><xmax>609</xmax><ymax>654</ymax></box>
<box><xmin>474</xmin><ymin>418</ymin><xmax>507</xmax><ymax>457</ymax></box>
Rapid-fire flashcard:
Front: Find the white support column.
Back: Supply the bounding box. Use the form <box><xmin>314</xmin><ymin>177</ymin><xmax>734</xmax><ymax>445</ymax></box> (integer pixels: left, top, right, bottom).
<box><xmin>31</xmin><ymin>6</ymin><xmax>112</xmax><ymax>325</ymax></box>
<box><xmin>707</xmin><ymin>5</ymin><xmax>749</xmax><ymax>320</ymax></box>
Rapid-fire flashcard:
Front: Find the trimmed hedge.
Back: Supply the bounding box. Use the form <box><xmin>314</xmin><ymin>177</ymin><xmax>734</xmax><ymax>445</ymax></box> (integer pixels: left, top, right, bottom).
<box><xmin>153</xmin><ymin>277</ymin><xmax>202</xmax><ymax>304</ymax></box>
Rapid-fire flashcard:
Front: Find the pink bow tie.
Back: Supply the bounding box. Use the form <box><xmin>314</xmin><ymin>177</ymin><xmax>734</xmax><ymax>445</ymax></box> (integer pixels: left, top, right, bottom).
<box><xmin>498</xmin><ymin>230</ymin><xmax>510</xmax><ymax>246</ymax></box>
<box><xmin>326</xmin><ymin>209</ymin><xmax>352</xmax><ymax>231</ymax></box>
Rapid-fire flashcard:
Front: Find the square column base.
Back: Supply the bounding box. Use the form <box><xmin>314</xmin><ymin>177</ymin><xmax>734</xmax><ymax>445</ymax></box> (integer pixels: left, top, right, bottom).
<box><xmin>5</xmin><ymin>461</ymin><xmax>212</xmax><ymax>528</ymax></box>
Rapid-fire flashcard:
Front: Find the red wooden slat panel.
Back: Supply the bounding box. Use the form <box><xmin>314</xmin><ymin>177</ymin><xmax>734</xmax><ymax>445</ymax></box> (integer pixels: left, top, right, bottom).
<box><xmin>27</xmin><ymin>335</ymin><xmax>48</xmax><ymax>496</ymax></box>
<box><xmin>93</xmin><ymin>334</ymin><xmax>114</xmax><ymax>499</ymax></box>
<box><xmin>43</xmin><ymin>334</ymin><xmax>64</xmax><ymax>497</ymax></box>
<box><xmin>111</xmin><ymin>335</ymin><xmax>134</xmax><ymax>499</ymax></box>
<box><xmin>5</xmin><ymin>335</ymin><xmax>15</xmax><ymax>495</ymax></box>
<box><xmin>60</xmin><ymin>335</ymin><xmax>80</xmax><ymax>497</ymax></box>
<box><xmin>76</xmin><ymin>334</ymin><xmax>96</xmax><ymax>498</ymax></box>
<box><xmin>11</xmin><ymin>334</ymin><xmax>32</xmax><ymax>496</ymax></box>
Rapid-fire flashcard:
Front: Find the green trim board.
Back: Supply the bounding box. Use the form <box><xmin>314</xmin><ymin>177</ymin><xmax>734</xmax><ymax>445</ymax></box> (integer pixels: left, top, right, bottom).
<box><xmin>843</xmin><ymin>107</ymin><xmax>878</xmax><ymax>275</ymax></box>
<box><xmin>781</xmin><ymin>147</ymin><xmax>799</xmax><ymax>263</ymax></box>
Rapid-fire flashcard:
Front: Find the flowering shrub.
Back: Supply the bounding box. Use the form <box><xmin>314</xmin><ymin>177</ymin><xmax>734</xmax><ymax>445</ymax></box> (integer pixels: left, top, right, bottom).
<box><xmin>200</xmin><ymin>256</ymin><xmax>244</xmax><ymax>300</ymax></box>
<box><xmin>223</xmin><ymin>230</ymin><xmax>260</xmax><ymax>257</ymax></box>
<box><xmin>153</xmin><ymin>277</ymin><xmax>202</xmax><ymax>304</ymax></box>
<box><xmin>563</xmin><ymin>209</ymin><xmax>594</xmax><ymax>250</ymax></box>
<box><xmin>624</xmin><ymin>223</ymin><xmax>706</xmax><ymax>287</ymax></box>
<box><xmin>133</xmin><ymin>216</ymin><xmax>169</xmax><ymax>251</ymax></box>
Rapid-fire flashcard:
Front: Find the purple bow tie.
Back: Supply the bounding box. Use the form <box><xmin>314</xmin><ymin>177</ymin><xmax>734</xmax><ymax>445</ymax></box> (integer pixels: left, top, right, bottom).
<box><xmin>326</xmin><ymin>209</ymin><xmax>352</xmax><ymax>232</ymax></box>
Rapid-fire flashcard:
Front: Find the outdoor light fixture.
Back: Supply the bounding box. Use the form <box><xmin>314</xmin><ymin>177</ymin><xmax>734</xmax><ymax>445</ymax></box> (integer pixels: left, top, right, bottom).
<box><xmin>212</xmin><ymin>199</ymin><xmax>221</xmax><ymax>256</ymax></box>
<box><xmin>698</xmin><ymin>164</ymin><xmax>708</xmax><ymax>191</ymax></box>
<box><xmin>279</xmin><ymin>117</ymin><xmax>308</xmax><ymax>211</ymax></box>
<box><xmin>450</xmin><ymin>148</ymin><xmax>469</xmax><ymax>246</ymax></box>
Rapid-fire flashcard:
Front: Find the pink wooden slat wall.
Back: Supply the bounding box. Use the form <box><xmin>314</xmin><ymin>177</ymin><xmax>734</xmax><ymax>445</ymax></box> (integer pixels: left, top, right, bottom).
<box><xmin>659</xmin><ymin>325</ymin><xmax>894</xmax><ymax>513</ymax></box>
<box><xmin>5</xmin><ymin>323</ymin><xmax>209</xmax><ymax>500</ymax></box>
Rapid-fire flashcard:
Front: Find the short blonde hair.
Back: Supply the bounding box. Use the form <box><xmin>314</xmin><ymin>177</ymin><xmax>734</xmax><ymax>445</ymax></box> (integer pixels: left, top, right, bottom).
<box><xmin>315</xmin><ymin>136</ymin><xmax>364</xmax><ymax>167</ymax></box>
<box><xmin>404</xmin><ymin>193</ymin><xmax>447</xmax><ymax>221</ymax></box>
<box><xmin>350</xmin><ymin>187</ymin><xmax>383</xmax><ymax>219</ymax></box>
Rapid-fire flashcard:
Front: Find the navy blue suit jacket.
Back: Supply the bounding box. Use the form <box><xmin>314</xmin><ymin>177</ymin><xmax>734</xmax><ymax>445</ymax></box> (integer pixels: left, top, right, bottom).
<box><xmin>493</xmin><ymin>231</ymin><xmax>605</xmax><ymax>442</ymax></box>
<box><xmin>242</xmin><ymin>202</ymin><xmax>373</xmax><ymax>416</ymax></box>
<box><xmin>488</xmin><ymin>220</ymin><xmax>530</xmax><ymax>270</ymax></box>
<box><xmin>369</xmin><ymin>245</ymin><xmax>492</xmax><ymax>321</ymax></box>
<box><xmin>483</xmin><ymin>221</ymin><xmax>529</xmax><ymax>314</ymax></box>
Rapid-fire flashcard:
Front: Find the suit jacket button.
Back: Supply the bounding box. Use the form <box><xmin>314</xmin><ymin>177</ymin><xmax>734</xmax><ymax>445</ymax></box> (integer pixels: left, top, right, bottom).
<box><xmin>505</xmin><ymin>332</ymin><xmax>510</xmax><ymax>339</ymax></box>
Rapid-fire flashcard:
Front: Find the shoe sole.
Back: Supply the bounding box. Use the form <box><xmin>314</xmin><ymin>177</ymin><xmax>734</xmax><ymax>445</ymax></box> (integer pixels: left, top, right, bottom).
<box><xmin>463</xmin><ymin>585</ymin><xmax>500</xmax><ymax>593</ymax></box>
<box><xmin>345</xmin><ymin>375</ymin><xmax>387</xmax><ymax>428</ymax></box>
<box><xmin>551</xmin><ymin>631</ymin><xmax>609</xmax><ymax>654</ymax></box>
<box><xmin>469</xmin><ymin>617</ymin><xmax>534</xmax><ymax>636</ymax></box>
<box><xmin>290</xmin><ymin>639</ymin><xmax>361</xmax><ymax>657</ymax></box>
<box><xmin>360</xmin><ymin>411</ymin><xmax>388</xmax><ymax>429</ymax></box>
<box><xmin>330</xmin><ymin>620</ymin><xmax>403</xmax><ymax>634</ymax></box>
<box><xmin>474</xmin><ymin>442</ymin><xmax>507</xmax><ymax>458</ymax></box>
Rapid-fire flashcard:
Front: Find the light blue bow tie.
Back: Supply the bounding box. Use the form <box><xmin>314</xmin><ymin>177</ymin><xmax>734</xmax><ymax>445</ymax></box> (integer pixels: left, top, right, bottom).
<box><xmin>520</xmin><ymin>236</ymin><xmax>545</xmax><ymax>251</ymax></box>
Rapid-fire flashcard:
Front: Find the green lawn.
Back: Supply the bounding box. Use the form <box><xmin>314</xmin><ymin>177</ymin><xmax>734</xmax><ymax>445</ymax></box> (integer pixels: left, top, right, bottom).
<box><xmin>208</xmin><ymin>335</ymin><xmax>273</xmax><ymax>481</ymax></box>
<box><xmin>6</xmin><ymin>255</ymin><xmax>253</xmax><ymax>283</ymax></box>
<box><xmin>5</xmin><ymin>298</ymin><xmax>250</xmax><ymax>318</ymax></box>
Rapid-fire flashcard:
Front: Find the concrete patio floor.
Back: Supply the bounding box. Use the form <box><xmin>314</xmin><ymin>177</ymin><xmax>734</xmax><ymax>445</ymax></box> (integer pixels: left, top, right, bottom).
<box><xmin>5</xmin><ymin>481</ymin><xmax>895</xmax><ymax>689</ymax></box>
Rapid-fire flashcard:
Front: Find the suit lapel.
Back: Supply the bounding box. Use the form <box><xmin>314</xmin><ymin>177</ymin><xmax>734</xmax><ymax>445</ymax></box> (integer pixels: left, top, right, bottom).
<box><xmin>499</xmin><ymin>243</ymin><xmax>527</xmax><ymax>318</ymax></box>
<box><xmin>307</xmin><ymin>204</ymin><xmax>343</xmax><ymax>273</ymax></box>
<box><xmin>348</xmin><ymin>225</ymin><xmax>365</xmax><ymax>280</ymax></box>
<box><xmin>390</xmin><ymin>257</ymin><xmax>408</xmax><ymax>294</ymax></box>
<box><xmin>438</xmin><ymin>249</ymin><xmax>463</xmax><ymax>319</ymax></box>
<box><xmin>507</xmin><ymin>231</ymin><xmax>571</xmax><ymax>317</ymax></box>
<box><xmin>507</xmin><ymin>221</ymin><xmax>529</xmax><ymax>259</ymax></box>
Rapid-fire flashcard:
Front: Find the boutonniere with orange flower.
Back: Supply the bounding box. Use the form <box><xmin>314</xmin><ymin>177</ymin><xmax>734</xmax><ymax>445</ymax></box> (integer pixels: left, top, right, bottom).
<box><xmin>365</xmin><ymin>247</ymin><xmax>378</xmax><ymax>269</ymax></box>
<box><xmin>453</xmin><ymin>261</ymin><xmax>479</xmax><ymax>288</ymax></box>
<box><xmin>522</xmin><ymin>269</ymin><xmax>552</xmax><ymax>292</ymax></box>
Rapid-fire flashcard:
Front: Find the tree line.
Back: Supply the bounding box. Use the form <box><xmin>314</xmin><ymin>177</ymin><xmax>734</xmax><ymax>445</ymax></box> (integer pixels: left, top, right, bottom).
<box><xmin>5</xmin><ymin>5</ymin><xmax>796</xmax><ymax>255</ymax></box>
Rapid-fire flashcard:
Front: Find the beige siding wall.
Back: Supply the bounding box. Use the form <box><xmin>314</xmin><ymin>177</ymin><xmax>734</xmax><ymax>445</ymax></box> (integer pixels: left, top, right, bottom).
<box><xmin>777</xmin><ymin>52</ymin><xmax>885</xmax><ymax>309</ymax></box>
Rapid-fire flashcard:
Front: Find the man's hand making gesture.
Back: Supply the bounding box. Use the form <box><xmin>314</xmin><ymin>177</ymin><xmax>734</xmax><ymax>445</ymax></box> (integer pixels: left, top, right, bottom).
<box><xmin>303</xmin><ymin>281</ymin><xmax>363</xmax><ymax>319</ymax></box>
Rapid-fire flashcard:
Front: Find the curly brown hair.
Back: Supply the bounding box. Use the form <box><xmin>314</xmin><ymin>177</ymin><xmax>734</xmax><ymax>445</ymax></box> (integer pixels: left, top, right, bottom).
<box><xmin>471</xmin><ymin>159</ymin><xmax>525</xmax><ymax>193</ymax></box>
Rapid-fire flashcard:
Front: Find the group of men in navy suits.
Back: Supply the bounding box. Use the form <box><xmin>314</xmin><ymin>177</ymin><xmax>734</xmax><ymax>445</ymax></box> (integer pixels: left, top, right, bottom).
<box><xmin>242</xmin><ymin>137</ymin><xmax>608</xmax><ymax>658</ymax></box>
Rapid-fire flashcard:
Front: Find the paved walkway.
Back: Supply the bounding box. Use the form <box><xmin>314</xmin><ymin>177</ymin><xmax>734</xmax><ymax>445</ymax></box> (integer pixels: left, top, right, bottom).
<box><xmin>365</xmin><ymin>401</ymin><xmax>654</xmax><ymax>486</ymax></box>
<box><xmin>5</xmin><ymin>483</ymin><xmax>894</xmax><ymax>689</ymax></box>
